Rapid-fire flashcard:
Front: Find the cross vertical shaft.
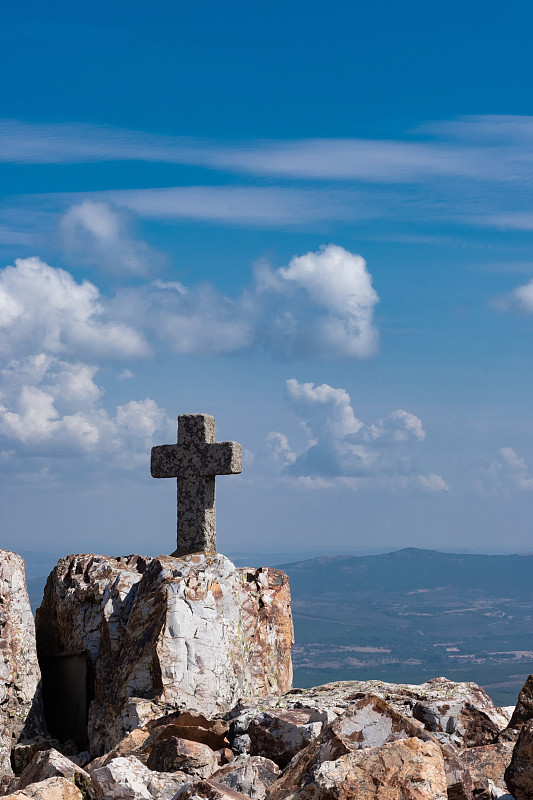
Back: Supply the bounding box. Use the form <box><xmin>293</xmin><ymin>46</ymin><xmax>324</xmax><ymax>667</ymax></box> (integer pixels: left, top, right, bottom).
<box><xmin>151</xmin><ymin>413</ymin><xmax>242</xmax><ymax>557</ymax></box>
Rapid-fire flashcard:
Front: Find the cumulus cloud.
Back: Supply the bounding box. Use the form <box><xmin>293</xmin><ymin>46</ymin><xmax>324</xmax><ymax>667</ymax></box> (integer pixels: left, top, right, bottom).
<box><xmin>268</xmin><ymin>379</ymin><xmax>447</xmax><ymax>492</ymax></box>
<box><xmin>0</xmin><ymin>244</ymin><xmax>378</xmax><ymax>363</ymax></box>
<box><xmin>114</xmin><ymin>243</ymin><xmax>380</xmax><ymax>359</ymax></box>
<box><xmin>60</xmin><ymin>201</ymin><xmax>161</xmax><ymax>276</ymax></box>
<box><xmin>479</xmin><ymin>446</ymin><xmax>533</xmax><ymax>494</ymax></box>
<box><xmin>497</xmin><ymin>278</ymin><xmax>533</xmax><ymax>313</ymax></box>
<box><xmin>0</xmin><ymin>354</ymin><xmax>168</xmax><ymax>464</ymax></box>
<box><xmin>0</xmin><ymin>257</ymin><xmax>149</xmax><ymax>361</ymax></box>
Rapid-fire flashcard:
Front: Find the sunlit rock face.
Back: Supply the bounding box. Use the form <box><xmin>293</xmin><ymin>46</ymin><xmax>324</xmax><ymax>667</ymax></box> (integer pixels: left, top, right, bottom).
<box><xmin>0</xmin><ymin>550</ymin><xmax>46</xmax><ymax>775</ymax></box>
<box><xmin>36</xmin><ymin>552</ymin><xmax>293</xmax><ymax>755</ymax></box>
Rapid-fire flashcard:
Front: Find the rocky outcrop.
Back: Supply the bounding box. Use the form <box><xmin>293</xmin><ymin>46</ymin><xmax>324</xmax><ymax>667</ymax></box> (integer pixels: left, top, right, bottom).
<box><xmin>36</xmin><ymin>553</ymin><xmax>293</xmax><ymax>755</ymax></box>
<box><xmin>0</xmin><ymin>551</ymin><xmax>45</xmax><ymax>776</ymax></box>
<box><xmin>0</xmin><ymin>547</ymin><xmax>521</xmax><ymax>799</ymax></box>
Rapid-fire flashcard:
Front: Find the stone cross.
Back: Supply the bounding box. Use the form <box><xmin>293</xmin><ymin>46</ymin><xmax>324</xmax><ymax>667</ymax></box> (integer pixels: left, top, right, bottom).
<box><xmin>151</xmin><ymin>413</ymin><xmax>242</xmax><ymax>557</ymax></box>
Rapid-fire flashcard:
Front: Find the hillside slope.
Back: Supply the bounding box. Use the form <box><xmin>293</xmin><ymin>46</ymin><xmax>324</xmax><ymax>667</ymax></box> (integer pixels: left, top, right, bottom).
<box><xmin>280</xmin><ymin>548</ymin><xmax>533</xmax><ymax>706</ymax></box>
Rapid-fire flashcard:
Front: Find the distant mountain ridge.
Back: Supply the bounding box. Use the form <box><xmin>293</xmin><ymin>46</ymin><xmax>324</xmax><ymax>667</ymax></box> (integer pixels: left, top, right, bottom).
<box><xmin>278</xmin><ymin>547</ymin><xmax>533</xmax><ymax>595</ymax></box>
<box><xmin>277</xmin><ymin>547</ymin><xmax>533</xmax><ymax>707</ymax></box>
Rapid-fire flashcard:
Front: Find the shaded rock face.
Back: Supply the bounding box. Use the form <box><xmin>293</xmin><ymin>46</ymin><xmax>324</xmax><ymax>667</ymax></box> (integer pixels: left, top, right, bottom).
<box><xmin>0</xmin><ymin>551</ymin><xmax>46</xmax><ymax>776</ymax></box>
<box><xmin>504</xmin><ymin>718</ymin><xmax>533</xmax><ymax>799</ymax></box>
<box><xmin>508</xmin><ymin>673</ymin><xmax>533</xmax><ymax>731</ymax></box>
<box><xmin>248</xmin><ymin>708</ymin><xmax>327</xmax><ymax>768</ymax></box>
<box><xmin>36</xmin><ymin>552</ymin><xmax>293</xmax><ymax>755</ymax></box>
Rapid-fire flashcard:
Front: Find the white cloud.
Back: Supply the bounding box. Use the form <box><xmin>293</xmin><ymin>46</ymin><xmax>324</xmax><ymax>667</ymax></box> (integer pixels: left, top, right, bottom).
<box><xmin>0</xmin><ymin>355</ymin><xmax>168</xmax><ymax>464</ymax></box>
<box><xmin>0</xmin><ymin>244</ymin><xmax>378</xmax><ymax>363</ymax></box>
<box><xmin>276</xmin><ymin>246</ymin><xmax>379</xmax><ymax>358</ymax></box>
<box><xmin>113</xmin><ymin>244</ymin><xmax>380</xmax><ymax>360</ymax></box>
<box><xmin>105</xmin><ymin>186</ymin><xmax>358</xmax><ymax>227</ymax></box>
<box><xmin>497</xmin><ymin>278</ymin><xmax>533</xmax><ymax>313</ymax></box>
<box><xmin>0</xmin><ymin>117</ymin><xmax>528</xmax><ymax>184</ymax></box>
<box><xmin>269</xmin><ymin>379</ymin><xmax>447</xmax><ymax>492</ymax></box>
<box><xmin>60</xmin><ymin>201</ymin><xmax>160</xmax><ymax>276</ymax></box>
<box><xmin>479</xmin><ymin>447</ymin><xmax>533</xmax><ymax>494</ymax></box>
<box><xmin>0</xmin><ymin>257</ymin><xmax>149</xmax><ymax>361</ymax></box>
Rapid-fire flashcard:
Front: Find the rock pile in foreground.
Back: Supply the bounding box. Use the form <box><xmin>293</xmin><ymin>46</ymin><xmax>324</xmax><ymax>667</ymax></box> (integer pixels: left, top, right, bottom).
<box><xmin>3</xmin><ymin>548</ymin><xmax>533</xmax><ymax>798</ymax></box>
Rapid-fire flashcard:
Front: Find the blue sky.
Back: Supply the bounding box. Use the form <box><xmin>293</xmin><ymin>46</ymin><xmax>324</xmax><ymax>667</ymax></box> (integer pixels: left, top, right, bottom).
<box><xmin>2</xmin><ymin>1</ymin><xmax>533</xmax><ymax>559</ymax></box>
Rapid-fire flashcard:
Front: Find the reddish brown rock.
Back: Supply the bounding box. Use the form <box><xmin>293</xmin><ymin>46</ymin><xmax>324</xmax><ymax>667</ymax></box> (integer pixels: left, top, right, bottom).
<box><xmin>507</xmin><ymin>674</ymin><xmax>533</xmax><ymax>731</ymax></box>
<box><xmin>214</xmin><ymin>755</ymin><xmax>280</xmax><ymax>800</ymax></box>
<box><xmin>267</xmin><ymin>694</ymin><xmax>474</xmax><ymax>800</ymax></box>
<box><xmin>85</xmin><ymin>728</ymin><xmax>151</xmax><ymax>771</ymax></box>
<box><xmin>461</xmin><ymin>741</ymin><xmax>514</xmax><ymax>798</ymax></box>
<box><xmin>248</xmin><ymin>707</ymin><xmax>327</xmax><ymax>768</ymax></box>
<box><xmin>7</xmin><ymin>777</ymin><xmax>83</xmax><ymax>799</ymax></box>
<box><xmin>145</xmin><ymin>711</ymin><xmax>230</xmax><ymax>750</ymax></box>
<box><xmin>281</xmin><ymin>737</ymin><xmax>448</xmax><ymax>800</ymax></box>
<box><xmin>504</xmin><ymin>718</ymin><xmax>533</xmax><ymax>799</ymax></box>
<box><xmin>145</xmin><ymin>736</ymin><xmax>218</xmax><ymax>777</ymax></box>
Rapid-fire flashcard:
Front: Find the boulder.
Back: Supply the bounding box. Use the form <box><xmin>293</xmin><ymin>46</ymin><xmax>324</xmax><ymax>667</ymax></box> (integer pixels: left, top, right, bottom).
<box><xmin>214</xmin><ymin>755</ymin><xmax>280</xmax><ymax>800</ymax></box>
<box><xmin>289</xmin><ymin>736</ymin><xmax>448</xmax><ymax>800</ymax></box>
<box><xmin>248</xmin><ymin>708</ymin><xmax>328</xmax><ymax>768</ymax></box>
<box><xmin>412</xmin><ymin>698</ymin><xmax>500</xmax><ymax>747</ymax></box>
<box><xmin>36</xmin><ymin>553</ymin><xmax>293</xmax><ymax>755</ymax></box>
<box><xmin>504</xmin><ymin>718</ymin><xmax>533</xmax><ymax>799</ymax></box>
<box><xmin>145</xmin><ymin>737</ymin><xmax>217</xmax><ymax>777</ymax></box>
<box><xmin>85</xmin><ymin>728</ymin><xmax>151</xmax><ymax>771</ymax></box>
<box><xmin>11</xmin><ymin>739</ymin><xmax>60</xmax><ymax>776</ymax></box>
<box><xmin>90</xmin><ymin>755</ymin><xmax>190</xmax><ymax>800</ymax></box>
<box><xmin>0</xmin><ymin>551</ymin><xmax>46</xmax><ymax>775</ymax></box>
<box><xmin>6</xmin><ymin>777</ymin><xmax>83</xmax><ymax>799</ymax></box>
<box><xmin>17</xmin><ymin>748</ymin><xmax>91</xmax><ymax>796</ymax></box>
<box><xmin>461</xmin><ymin>742</ymin><xmax>514</xmax><ymax>798</ymax></box>
<box><xmin>145</xmin><ymin>711</ymin><xmax>230</xmax><ymax>750</ymax></box>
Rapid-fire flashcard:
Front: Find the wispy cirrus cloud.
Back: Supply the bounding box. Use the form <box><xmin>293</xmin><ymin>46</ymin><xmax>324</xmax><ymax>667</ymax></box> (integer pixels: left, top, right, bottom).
<box><xmin>4</xmin><ymin>116</ymin><xmax>533</xmax><ymax>233</ymax></box>
<box><xmin>3</xmin><ymin>116</ymin><xmax>533</xmax><ymax>184</ymax></box>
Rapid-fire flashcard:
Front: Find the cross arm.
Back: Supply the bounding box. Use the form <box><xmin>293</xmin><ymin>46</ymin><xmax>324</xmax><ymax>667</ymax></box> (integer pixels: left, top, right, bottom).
<box><xmin>205</xmin><ymin>441</ymin><xmax>242</xmax><ymax>475</ymax></box>
<box><xmin>151</xmin><ymin>444</ymin><xmax>180</xmax><ymax>478</ymax></box>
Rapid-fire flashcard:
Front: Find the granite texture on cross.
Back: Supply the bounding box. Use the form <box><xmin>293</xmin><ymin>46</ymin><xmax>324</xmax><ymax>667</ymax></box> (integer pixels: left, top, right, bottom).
<box><xmin>151</xmin><ymin>413</ymin><xmax>242</xmax><ymax>557</ymax></box>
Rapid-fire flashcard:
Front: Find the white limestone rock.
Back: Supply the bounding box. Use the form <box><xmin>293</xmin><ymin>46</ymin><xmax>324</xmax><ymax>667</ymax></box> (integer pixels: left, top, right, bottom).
<box><xmin>0</xmin><ymin>551</ymin><xmax>45</xmax><ymax>776</ymax></box>
<box><xmin>90</xmin><ymin>755</ymin><xmax>189</xmax><ymax>800</ymax></box>
<box><xmin>37</xmin><ymin>552</ymin><xmax>293</xmax><ymax>756</ymax></box>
